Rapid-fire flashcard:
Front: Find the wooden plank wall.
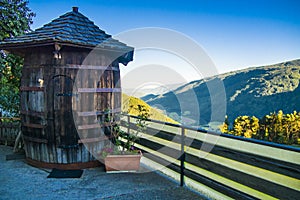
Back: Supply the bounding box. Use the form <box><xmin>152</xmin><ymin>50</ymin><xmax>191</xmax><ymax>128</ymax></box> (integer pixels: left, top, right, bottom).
<box><xmin>121</xmin><ymin>115</ymin><xmax>300</xmax><ymax>200</ymax></box>
<box><xmin>0</xmin><ymin>118</ymin><xmax>21</xmax><ymax>146</ymax></box>
<box><xmin>19</xmin><ymin>47</ymin><xmax>122</xmax><ymax>166</ymax></box>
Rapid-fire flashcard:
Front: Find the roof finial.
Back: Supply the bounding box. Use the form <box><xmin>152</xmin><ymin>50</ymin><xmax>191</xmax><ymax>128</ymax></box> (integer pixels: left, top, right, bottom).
<box><xmin>72</xmin><ymin>7</ymin><xmax>78</xmax><ymax>12</ymax></box>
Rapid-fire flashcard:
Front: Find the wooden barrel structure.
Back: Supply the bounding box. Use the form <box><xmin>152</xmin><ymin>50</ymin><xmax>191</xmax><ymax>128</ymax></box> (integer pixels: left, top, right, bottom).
<box><xmin>0</xmin><ymin>7</ymin><xmax>133</xmax><ymax>169</ymax></box>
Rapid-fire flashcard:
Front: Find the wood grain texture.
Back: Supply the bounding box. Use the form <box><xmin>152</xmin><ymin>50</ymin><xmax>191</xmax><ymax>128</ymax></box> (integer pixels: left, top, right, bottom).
<box><xmin>122</xmin><ymin>115</ymin><xmax>300</xmax><ymax>200</ymax></box>
<box><xmin>19</xmin><ymin>43</ymin><xmax>123</xmax><ymax>168</ymax></box>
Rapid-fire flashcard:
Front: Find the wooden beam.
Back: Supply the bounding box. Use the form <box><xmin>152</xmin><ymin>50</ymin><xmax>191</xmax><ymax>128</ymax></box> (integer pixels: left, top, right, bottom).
<box><xmin>78</xmin><ymin>136</ymin><xmax>110</xmax><ymax>144</ymax></box>
<box><xmin>22</xmin><ymin>123</ymin><xmax>46</xmax><ymax>129</ymax></box>
<box><xmin>23</xmin><ymin>135</ymin><xmax>48</xmax><ymax>143</ymax></box>
<box><xmin>78</xmin><ymin>88</ymin><xmax>121</xmax><ymax>93</ymax></box>
<box><xmin>0</xmin><ymin>117</ymin><xmax>20</xmax><ymax>121</ymax></box>
<box><xmin>77</xmin><ymin>122</ymin><xmax>114</xmax><ymax>130</ymax></box>
<box><xmin>20</xmin><ymin>110</ymin><xmax>44</xmax><ymax>117</ymax></box>
<box><xmin>78</xmin><ymin>123</ymin><xmax>100</xmax><ymax>130</ymax></box>
<box><xmin>76</xmin><ymin>108</ymin><xmax>121</xmax><ymax>117</ymax></box>
<box><xmin>20</xmin><ymin>86</ymin><xmax>44</xmax><ymax>92</ymax></box>
<box><xmin>26</xmin><ymin>158</ymin><xmax>101</xmax><ymax>169</ymax></box>
<box><xmin>64</xmin><ymin>64</ymin><xmax>119</xmax><ymax>71</ymax></box>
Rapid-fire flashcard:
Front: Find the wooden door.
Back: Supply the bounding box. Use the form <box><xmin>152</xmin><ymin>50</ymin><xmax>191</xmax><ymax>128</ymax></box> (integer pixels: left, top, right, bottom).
<box><xmin>53</xmin><ymin>75</ymin><xmax>77</xmax><ymax>147</ymax></box>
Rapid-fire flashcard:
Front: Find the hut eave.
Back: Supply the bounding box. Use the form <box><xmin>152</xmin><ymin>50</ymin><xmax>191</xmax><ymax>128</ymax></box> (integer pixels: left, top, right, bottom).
<box><xmin>0</xmin><ymin>7</ymin><xmax>134</xmax><ymax>64</ymax></box>
<box><xmin>0</xmin><ymin>40</ymin><xmax>134</xmax><ymax>65</ymax></box>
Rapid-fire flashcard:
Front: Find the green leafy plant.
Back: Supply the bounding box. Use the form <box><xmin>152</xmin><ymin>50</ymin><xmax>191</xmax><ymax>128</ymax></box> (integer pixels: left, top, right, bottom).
<box><xmin>0</xmin><ymin>0</ymin><xmax>35</xmax><ymax>117</ymax></box>
<box><xmin>98</xmin><ymin>104</ymin><xmax>150</xmax><ymax>158</ymax></box>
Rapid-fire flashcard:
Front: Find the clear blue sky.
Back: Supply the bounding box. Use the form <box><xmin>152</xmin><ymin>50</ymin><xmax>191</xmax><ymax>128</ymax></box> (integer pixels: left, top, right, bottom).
<box><xmin>29</xmin><ymin>0</ymin><xmax>300</xmax><ymax>74</ymax></box>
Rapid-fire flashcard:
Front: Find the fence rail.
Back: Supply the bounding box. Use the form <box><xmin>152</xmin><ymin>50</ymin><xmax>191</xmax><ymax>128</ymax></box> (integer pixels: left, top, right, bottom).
<box><xmin>0</xmin><ymin>118</ymin><xmax>21</xmax><ymax>146</ymax></box>
<box><xmin>1</xmin><ymin>114</ymin><xmax>299</xmax><ymax>199</ymax></box>
<box><xmin>120</xmin><ymin>114</ymin><xmax>300</xmax><ymax>200</ymax></box>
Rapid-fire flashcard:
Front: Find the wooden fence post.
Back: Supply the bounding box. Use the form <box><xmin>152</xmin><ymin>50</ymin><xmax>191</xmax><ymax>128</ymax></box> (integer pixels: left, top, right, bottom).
<box><xmin>180</xmin><ymin>126</ymin><xmax>186</xmax><ymax>186</ymax></box>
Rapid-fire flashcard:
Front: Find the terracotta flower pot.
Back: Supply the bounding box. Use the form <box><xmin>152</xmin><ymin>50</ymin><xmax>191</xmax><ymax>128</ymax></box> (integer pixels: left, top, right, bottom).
<box><xmin>104</xmin><ymin>151</ymin><xmax>142</xmax><ymax>172</ymax></box>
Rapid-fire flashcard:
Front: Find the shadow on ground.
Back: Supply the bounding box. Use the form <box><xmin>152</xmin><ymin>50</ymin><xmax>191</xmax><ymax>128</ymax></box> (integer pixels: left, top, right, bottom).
<box><xmin>0</xmin><ymin>145</ymin><xmax>207</xmax><ymax>200</ymax></box>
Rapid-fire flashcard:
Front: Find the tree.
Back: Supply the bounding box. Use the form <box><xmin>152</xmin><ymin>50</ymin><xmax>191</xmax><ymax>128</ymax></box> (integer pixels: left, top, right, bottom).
<box><xmin>219</xmin><ymin>115</ymin><xmax>229</xmax><ymax>133</ymax></box>
<box><xmin>232</xmin><ymin>115</ymin><xmax>259</xmax><ymax>138</ymax></box>
<box><xmin>223</xmin><ymin>111</ymin><xmax>300</xmax><ymax>145</ymax></box>
<box><xmin>261</xmin><ymin>110</ymin><xmax>286</xmax><ymax>144</ymax></box>
<box><xmin>281</xmin><ymin>111</ymin><xmax>300</xmax><ymax>144</ymax></box>
<box><xmin>0</xmin><ymin>0</ymin><xmax>35</xmax><ymax>116</ymax></box>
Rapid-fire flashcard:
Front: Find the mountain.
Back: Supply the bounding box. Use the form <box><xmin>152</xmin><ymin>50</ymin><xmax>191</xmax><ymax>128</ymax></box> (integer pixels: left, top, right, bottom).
<box><xmin>142</xmin><ymin>59</ymin><xmax>300</xmax><ymax>127</ymax></box>
<box><xmin>123</xmin><ymin>83</ymin><xmax>184</xmax><ymax>98</ymax></box>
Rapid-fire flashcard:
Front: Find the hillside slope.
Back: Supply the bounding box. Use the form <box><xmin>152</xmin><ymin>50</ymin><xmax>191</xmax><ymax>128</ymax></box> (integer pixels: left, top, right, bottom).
<box><xmin>142</xmin><ymin>59</ymin><xmax>300</xmax><ymax>126</ymax></box>
<box><xmin>122</xmin><ymin>93</ymin><xmax>178</xmax><ymax>124</ymax></box>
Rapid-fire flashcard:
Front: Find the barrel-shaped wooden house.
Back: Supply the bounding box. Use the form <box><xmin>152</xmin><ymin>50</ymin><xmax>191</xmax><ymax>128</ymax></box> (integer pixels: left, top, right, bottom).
<box><xmin>0</xmin><ymin>7</ymin><xmax>133</xmax><ymax>169</ymax></box>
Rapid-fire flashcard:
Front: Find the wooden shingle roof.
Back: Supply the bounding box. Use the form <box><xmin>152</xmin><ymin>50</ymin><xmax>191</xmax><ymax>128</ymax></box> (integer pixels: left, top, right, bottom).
<box><xmin>0</xmin><ymin>7</ymin><xmax>133</xmax><ymax>63</ymax></box>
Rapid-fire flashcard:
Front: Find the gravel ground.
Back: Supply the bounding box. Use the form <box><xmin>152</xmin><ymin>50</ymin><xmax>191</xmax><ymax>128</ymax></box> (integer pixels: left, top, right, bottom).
<box><xmin>0</xmin><ymin>145</ymin><xmax>208</xmax><ymax>200</ymax></box>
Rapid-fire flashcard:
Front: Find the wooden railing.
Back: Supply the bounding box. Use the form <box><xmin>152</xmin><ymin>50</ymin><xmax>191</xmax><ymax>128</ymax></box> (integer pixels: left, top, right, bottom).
<box><xmin>120</xmin><ymin>114</ymin><xmax>300</xmax><ymax>200</ymax></box>
<box><xmin>0</xmin><ymin>118</ymin><xmax>21</xmax><ymax>146</ymax></box>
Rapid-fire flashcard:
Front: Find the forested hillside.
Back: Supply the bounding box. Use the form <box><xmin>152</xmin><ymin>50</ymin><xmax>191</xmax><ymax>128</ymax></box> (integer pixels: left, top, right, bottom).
<box><xmin>142</xmin><ymin>59</ymin><xmax>300</xmax><ymax>126</ymax></box>
<box><xmin>122</xmin><ymin>93</ymin><xmax>178</xmax><ymax>124</ymax></box>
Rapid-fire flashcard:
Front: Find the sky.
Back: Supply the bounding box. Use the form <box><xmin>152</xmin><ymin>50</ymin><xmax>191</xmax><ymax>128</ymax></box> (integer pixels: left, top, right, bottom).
<box><xmin>28</xmin><ymin>0</ymin><xmax>300</xmax><ymax>83</ymax></box>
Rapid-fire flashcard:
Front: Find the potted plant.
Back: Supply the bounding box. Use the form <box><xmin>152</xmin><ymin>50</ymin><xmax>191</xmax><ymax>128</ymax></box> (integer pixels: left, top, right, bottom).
<box><xmin>98</xmin><ymin>105</ymin><xmax>149</xmax><ymax>172</ymax></box>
